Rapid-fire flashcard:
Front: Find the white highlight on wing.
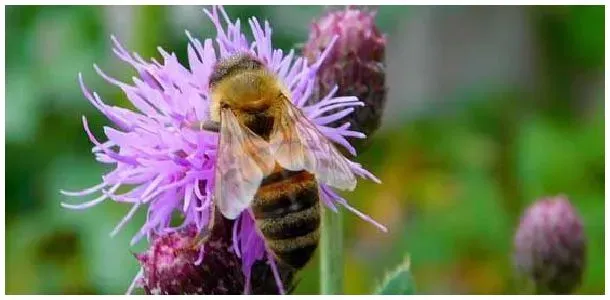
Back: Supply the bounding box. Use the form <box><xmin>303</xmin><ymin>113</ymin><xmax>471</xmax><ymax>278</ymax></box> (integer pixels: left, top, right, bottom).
<box><xmin>270</xmin><ymin>98</ymin><xmax>357</xmax><ymax>191</ymax></box>
<box><xmin>215</xmin><ymin>108</ymin><xmax>274</xmax><ymax>219</ymax></box>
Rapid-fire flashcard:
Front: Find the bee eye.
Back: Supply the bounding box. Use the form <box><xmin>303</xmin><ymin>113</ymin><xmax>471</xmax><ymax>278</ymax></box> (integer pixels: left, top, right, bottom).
<box><xmin>221</xmin><ymin>103</ymin><xmax>230</xmax><ymax>109</ymax></box>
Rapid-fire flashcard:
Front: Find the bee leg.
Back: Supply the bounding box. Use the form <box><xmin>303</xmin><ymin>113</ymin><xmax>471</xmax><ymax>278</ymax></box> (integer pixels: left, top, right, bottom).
<box><xmin>187</xmin><ymin>120</ymin><xmax>220</xmax><ymax>132</ymax></box>
<box><xmin>199</xmin><ymin>120</ymin><xmax>221</xmax><ymax>132</ymax></box>
<box><xmin>192</xmin><ymin>203</ymin><xmax>216</xmax><ymax>249</ymax></box>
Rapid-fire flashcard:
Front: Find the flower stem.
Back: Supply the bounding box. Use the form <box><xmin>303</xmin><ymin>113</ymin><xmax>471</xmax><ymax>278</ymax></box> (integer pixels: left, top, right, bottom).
<box><xmin>320</xmin><ymin>208</ymin><xmax>343</xmax><ymax>294</ymax></box>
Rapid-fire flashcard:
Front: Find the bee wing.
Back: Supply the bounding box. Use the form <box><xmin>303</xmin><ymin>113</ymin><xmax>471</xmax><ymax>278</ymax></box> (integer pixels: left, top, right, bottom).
<box><xmin>215</xmin><ymin>108</ymin><xmax>275</xmax><ymax>220</ymax></box>
<box><xmin>270</xmin><ymin>97</ymin><xmax>357</xmax><ymax>191</ymax></box>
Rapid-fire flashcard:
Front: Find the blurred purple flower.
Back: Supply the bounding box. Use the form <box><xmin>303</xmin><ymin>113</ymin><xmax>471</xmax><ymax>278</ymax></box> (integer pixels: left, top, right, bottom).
<box><xmin>62</xmin><ymin>6</ymin><xmax>386</xmax><ymax>294</ymax></box>
<box><xmin>513</xmin><ymin>195</ymin><xmax>586</xmax><ymax>294</ymax></box>
<box><xmin>303</xmin><ymin>7</ymin><xmax>387</xmax><ymax>153</ymax></box>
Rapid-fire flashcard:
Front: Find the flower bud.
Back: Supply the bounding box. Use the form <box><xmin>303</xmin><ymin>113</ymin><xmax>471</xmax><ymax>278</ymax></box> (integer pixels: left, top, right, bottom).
<box><xmin>134</xmin><ymin>215</ymin><xmax>294</xmax><ymax>295</ymax></box>
<box><xmin>513</xmin><ymin>195</ymin><xmax>586</xmax><ymax>294</ymax></box>
<box><xmin>303</xmin><ymin>7</ymin><xmax>387</xmax><ymax>153</ymax></box>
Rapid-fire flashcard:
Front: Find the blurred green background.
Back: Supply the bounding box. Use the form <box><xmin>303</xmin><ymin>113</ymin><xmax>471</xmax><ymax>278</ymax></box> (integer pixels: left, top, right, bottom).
<box><xmin>5</xmin><ymin>5</ymin><xmax>604</xmax><ymax>295</ymax></box>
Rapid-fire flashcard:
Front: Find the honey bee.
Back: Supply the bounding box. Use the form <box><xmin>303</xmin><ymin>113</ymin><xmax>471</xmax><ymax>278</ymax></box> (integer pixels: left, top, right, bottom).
<box><xmin>196</xmin><ymin>53</ymin><xmax>357</xmax><ymax>270</ymax></box>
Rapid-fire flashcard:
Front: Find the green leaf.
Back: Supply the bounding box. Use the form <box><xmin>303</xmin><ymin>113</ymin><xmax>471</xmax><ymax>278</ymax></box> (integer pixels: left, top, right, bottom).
<box><xmin>374</xmin><ymin>255</ymin><xmax>416</xmax><ymax>295</ymax></box>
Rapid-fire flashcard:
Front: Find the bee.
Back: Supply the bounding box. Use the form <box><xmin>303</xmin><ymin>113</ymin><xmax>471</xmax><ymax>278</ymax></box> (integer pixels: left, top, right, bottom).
<box><xmin>196</xmin><ymin>53</ymin><xmax>357</xmax><ymax>270</ymax></box>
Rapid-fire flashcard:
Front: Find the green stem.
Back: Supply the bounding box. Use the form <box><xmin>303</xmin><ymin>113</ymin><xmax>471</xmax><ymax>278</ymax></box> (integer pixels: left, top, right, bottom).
<box><xmin>320</xmin><ymin>208</ymin><xmax>343</xmax><ymax>294</ymax></box>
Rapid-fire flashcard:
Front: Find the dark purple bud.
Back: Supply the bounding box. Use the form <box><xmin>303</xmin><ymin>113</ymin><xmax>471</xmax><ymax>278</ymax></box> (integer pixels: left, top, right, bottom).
<box><xmin>134</xmin><ymin>215</ymin><xmax>294</xmax><ymax>295</ymax></box>
<box><xmin>303</xmin><ymin>7</ymin><xmax>387</xmax><ymax>153</ymax></box>
<box><xmin>513</xmin><ymin>195</ymin><xmax>586</xmax><ymax>294</ymax></box>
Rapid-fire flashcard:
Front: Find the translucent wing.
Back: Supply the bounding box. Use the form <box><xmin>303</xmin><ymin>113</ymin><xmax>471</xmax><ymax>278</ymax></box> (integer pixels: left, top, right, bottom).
<box><xmin>215</xmin><ymin>108</ymin><xmax>275</xmax><ymax>220</ymax></box>
<box><xmin>270</xmin><ymin>97</ymin><xmax>357</xmax><ymax>191</ymax></box>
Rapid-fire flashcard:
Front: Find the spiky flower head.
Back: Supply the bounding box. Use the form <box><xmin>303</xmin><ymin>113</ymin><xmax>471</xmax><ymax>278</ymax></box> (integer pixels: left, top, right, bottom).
<box><xmin>303</xmin><ymin>7</ymin><xmax>387</xmax><ymax>153</ymax></box>
<box><xmin>132</xmin><ymin>215</ymin><xmax>294</xmax><ymax>294</ymax></box>
<box><xmin>513</xmin><ymin>195</ymin><xmax>586</xmax><ymax>294</ymax></box>
<box><xmin>133</xmin><ymin>225</ymin><xmax>237</xmax><ymax>295</ymax></box>
<box><xmin>62</xmin><ymin>6</ymin><xmax>386</xmax><ymax>294</ymax></box>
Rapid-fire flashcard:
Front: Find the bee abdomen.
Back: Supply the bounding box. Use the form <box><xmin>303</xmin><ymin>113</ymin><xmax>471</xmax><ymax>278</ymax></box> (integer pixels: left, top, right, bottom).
<box><xmin>253</xmin><ymin>170</ymin><xmax>321</xmax><ymax>269</ymax></box>
<box><xmin>260</xmin><ymin>205</ymin><xmax>320</xmax><ymax>270</ymax></box>
<box><xmin>257</xmin><ymin>205</ymin><xmax>320</xmax><ymax>239</ymax></box>
<box><xmin>266</xmin><ymin>228</ymin><xmax>320</xmax><ymax>269</ymax></box>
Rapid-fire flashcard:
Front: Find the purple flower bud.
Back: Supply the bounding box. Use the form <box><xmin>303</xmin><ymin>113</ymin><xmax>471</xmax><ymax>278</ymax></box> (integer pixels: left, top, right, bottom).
<box><xmin>513</xmin><ymin>195</ymin><xmax>586</xmax><ymax>294</ymax></box>
<box><xmin>133</xmin><ymin>215</ymin><xmax>294</xmax><ymax>295</ymax></box>
<box><xmin>303</xmin><ymin>7</ymin><xmax>387</xmax><ymax>153</ymax></box>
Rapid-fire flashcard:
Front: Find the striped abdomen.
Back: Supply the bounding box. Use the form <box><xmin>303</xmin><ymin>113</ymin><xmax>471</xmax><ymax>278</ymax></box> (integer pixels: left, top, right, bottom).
<box><xmin>251</xmin><ymin>169</ymin><xmax>321</xmax><ymax>270</ymax></box>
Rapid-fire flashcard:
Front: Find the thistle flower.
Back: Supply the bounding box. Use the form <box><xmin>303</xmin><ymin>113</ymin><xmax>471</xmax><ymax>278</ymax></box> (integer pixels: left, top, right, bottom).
<box><xmin>61</xmin><ymin>6</ymin><xmax>386</xmax><ymax>294</ymax></box>
<box><xmin>513</xmin><ymin>195</ymin><xmax>586</xmax><ymax>294</ymax></box>
<box><xmin>133</xmin><ymin>214</ymin><xmax>294</xmax><ymax>294</ymax></box>
<box><xmin>303</xmin><ymin>7</ymin><xmax>387</xmax><ymax>153</ymax></box>
<box><xmin>133</xmin><ymin>224</ymin><xmax>240</xmax><ymax>295</ymax></box>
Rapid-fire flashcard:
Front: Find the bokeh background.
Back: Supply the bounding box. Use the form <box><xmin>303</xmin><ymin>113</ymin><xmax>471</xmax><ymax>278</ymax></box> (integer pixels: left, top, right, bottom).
<box><xmin>5</xmin><ymin>5</ymin><xmax>604</xmax><ymax>295</ymax></box>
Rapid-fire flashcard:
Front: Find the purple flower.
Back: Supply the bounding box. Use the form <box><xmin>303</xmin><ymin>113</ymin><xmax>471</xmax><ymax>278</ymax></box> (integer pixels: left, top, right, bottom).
<box><xmin>303</xmin><ymin>7</ymin><xmax>387</xmax><ymax>153</ymax></box>
<box><xmin>62</xmin><ymin>6</ymin><xmax>386</xmax><ymax>294</ymax></box>
<box><xmin>133</xmin><ymin>216</ymin><xmax>295</xmax><ymax>295</ymax></box>
<box><xmin>513</xmin><ymin>195</ymin><xmax>586</xmax><ymax>294</ymax></box>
